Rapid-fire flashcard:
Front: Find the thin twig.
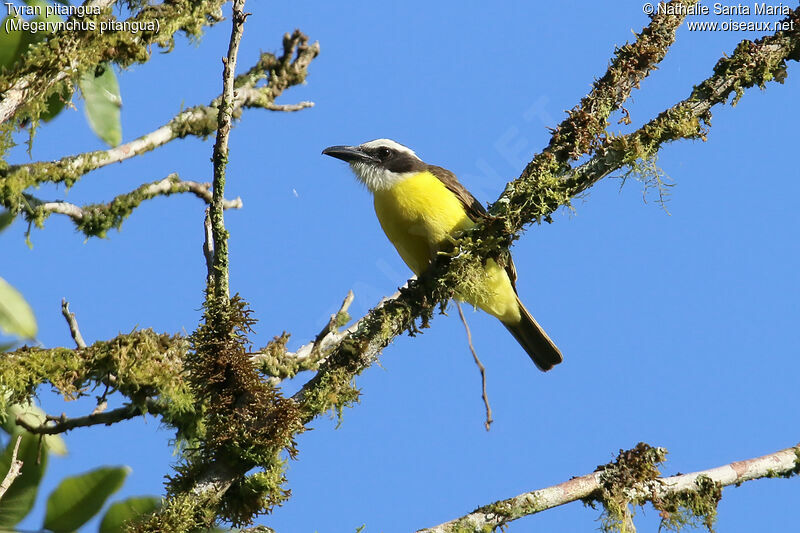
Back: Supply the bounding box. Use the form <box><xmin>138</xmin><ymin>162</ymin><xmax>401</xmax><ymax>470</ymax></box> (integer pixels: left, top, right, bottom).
<box><xmin>208</xmin><ymin>0</ymin><xmax>248</xmax><ymax>301</ymax></box>
<box><xmin>14</xmin><ymin>399</ymin><xmax>161</xmax><ymax>435</ymax></box>
<box><xmin>253</xmin><ymin>290</ymin><xmax>358</xmax><ymax>385</ymax></box>
<box><xmin>0</xmin><ymin>436</ymin><xmax>24</xmax><ymax>502</ymax></box>
<box><xmin>262</xmin><ymin>101</ymin><xmax>314</xmax><ymax>112</ymax></box>
<box><xmin>418</xmin><ymin>444</ymin><xmax>800</xmax><ymax>532</ymax></box>
<box><xmin>60</xmin><ymin>299</ymin><xmax>86</xmax><ymax>349</ymax></box>
<box><xmin>313</xmin><ymin>290</ymin><xmax>355</xmax><ymax>350</ymax></box>
<box><xmin>456</xmin><ymin>303</ymin><xmax>492</xmax><ymax>431</ymax></box>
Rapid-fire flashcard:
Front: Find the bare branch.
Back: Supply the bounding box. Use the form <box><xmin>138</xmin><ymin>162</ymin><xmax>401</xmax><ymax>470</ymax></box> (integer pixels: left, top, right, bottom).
<box><xmin>14</xmin><ymin>399</ymin><xmax>161</xmax><ymax>435</ymax></box>
<box><xmin>0</xmin><ymin>436</ymin><xmax>24</xmax><ymax>502</ymax></box>
<box><xmin>418</xmin><ymin>444</ymin><xmax>800</xmax><ymax>532</ymax></box>
<box><xmin>456</xmin><ymin>303</ymin><xmax>492</xmax><ymax>431</ymax></box>
<box><xmin>61</xmin><ymin>299</ymin><xmax>87</xmax><ymax>349</ymax></box>
<box><xmin>262</xmin><ymin>101</ymin><xmax>314</xmax><ymax>112</ymax></box>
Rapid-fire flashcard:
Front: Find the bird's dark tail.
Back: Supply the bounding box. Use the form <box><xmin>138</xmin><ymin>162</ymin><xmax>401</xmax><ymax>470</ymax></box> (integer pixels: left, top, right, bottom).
<box><xmin>503</xmin><ymin>295</ymin><xmax>563</xmax><ymax>371</ymax></box>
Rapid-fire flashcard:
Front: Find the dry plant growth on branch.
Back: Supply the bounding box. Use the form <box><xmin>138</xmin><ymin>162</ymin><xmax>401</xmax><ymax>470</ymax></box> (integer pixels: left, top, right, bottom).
<box><xmin>0</xmin><ymin>0</ymin><xmax>798</xmax><ymax>531</ymax></box>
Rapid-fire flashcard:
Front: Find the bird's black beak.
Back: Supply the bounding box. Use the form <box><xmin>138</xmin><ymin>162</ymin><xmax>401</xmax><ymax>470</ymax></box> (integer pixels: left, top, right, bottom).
<box><xmin>322</xmin><ymin>145</ymin><xmax>376</xmax><ymax>164</ymax></box>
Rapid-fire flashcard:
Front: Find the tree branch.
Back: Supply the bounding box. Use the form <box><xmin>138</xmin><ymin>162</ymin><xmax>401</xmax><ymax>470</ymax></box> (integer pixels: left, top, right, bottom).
<box><xmin>61</xmin><ymin>299</ymin><xmax>87</xmax><ymax>349</ymax></box>
<box><xmin>0</xmin><ymin>436</ymin><xmax>24</xmax><ymax>503</ymax></box>
<box><xmin>563</xmin><ymin>9</ymin><xmax>800</xmax><ymax>197</ymax></box>
<box><xmin>0</xmin><ymin>32</ymin><xmax>319</xmax><ymax>214</ymax></box>
<box><xmin>252</xmin><ymin>290</ymin><xmax>358</xmax><ymax>384</ymax></box>
<box><xmin>208</xmin><ymin>0</ymin><xmax>248</xmax><ymax>300</ymax></box>
<box><xmin>13</xmin><ymin>399</ymin><xmax>162</xmax><ymax>435</ymax></box>
<box><xmin>21</xmin><ymin>173</ymin><xmax>242</xmax><ymax>238</ymax></box>
<box><xmin>0</xmin><ymin>330</ymin><xmax>192</xmax><ymax>428</ymax></box>
<box><xmin>418</xmin><ymin>443</ymin><xmax>800</xmax><ymax>532</ymax></box>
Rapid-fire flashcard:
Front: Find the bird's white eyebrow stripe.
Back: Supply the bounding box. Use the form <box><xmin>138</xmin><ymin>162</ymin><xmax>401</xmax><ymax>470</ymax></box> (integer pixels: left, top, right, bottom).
<box><xmin>359</xmin><ymin>138</ymin><xmax>418</xmax><ymax>158</ymax></box>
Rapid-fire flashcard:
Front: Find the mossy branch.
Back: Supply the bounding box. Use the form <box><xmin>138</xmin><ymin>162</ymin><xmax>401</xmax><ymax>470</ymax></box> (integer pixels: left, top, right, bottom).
<box><xmin>292</xmin><ymin>5</ymin><xmax>800</xmax><ymax>422</ymax></box>
<box><xmin>562</xmin><ymin>13</ymin><xmax>800</xmax><ymax>196</ymax></box>
<box><xmin>207</xmin><ymin>0</ymin><xmax>247</xmax><ymax>302</ymax></box>
<box><xmin>418</xmin><ymin>443</ymin><xmax>800</xmax><ymax>533</ymax></box>
<box><xmin>0</xmin><ymin>32</ymin><xmax>319</xmax><ymax>214</ymax></box>
<box><xmin>14</xmin><ymin>397</ymin><xmax>164</xmax><ymax>435</ymax></box>
<box><xmin>19</xmin><ymin>173</ymin><xmax>241</xmax><ymax>238</ymax></box>
<box><xmin>0</xmin><ymin>0</ymin><xmax>228</xmax><ymax>125</ymax></box>
<box><xmin>135</xmin><ymin>4</ymin><xmax>304</xmax><ymax>530</ymax></box>
<box><xmin>0</xmin><ymin>330</ymin><xmax>197</xmax><ymax>437</ymax></box>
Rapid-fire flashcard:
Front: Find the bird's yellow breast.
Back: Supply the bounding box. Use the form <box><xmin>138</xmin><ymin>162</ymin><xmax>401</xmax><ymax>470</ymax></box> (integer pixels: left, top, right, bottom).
<box><xmin>373</xmin><ymin>171</ymin><xmax>473</xmax><ymax>275</ymax></box>
<box><xmin>372</xmin><ymin>171</ymin><xmax>520</xmax><ymax>323</ymax></box>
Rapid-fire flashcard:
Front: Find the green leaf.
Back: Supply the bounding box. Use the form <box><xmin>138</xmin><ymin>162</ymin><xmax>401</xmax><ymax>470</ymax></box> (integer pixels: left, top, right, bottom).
<box><xmin>40</xmin><ymin>83</ymin><xmax>73</xmax><ymax>122</ymax></box>
<box><xmin>43</xmin><ymin>466</ymin><xmax>130</xmax><ymax>532</ymax></box>
<box><xmin>0</xmin><ymin>210</ymin><xmax>14</xmax><ymax>233</ymax></box>
<box><xmin>79</xmin><ymin>63</ymin><xmax>122</xmax><ymax>147</ymax></box>
<box><xmin>0</xmin><ymin>432</ymin><xmax>49</xmax><ymax>527</ymax></box>
<box><xmin>0</xmin><ymin>277</ymin><xmax>37</xmax><ymax>339</ymax></box>
<box><xmin>0</xmin><ymin>16</ymin><xmax>24</xmax><ymax>69</ymax></box>
<box><xmin>1</xmin><ymin>402</ymin><xmax>67</xmax><ymax>456</ymax></box>
<box><xmin>98</xmin><ymin>496</ymin><xmax>160</xmax><ymax>533</ymax></box>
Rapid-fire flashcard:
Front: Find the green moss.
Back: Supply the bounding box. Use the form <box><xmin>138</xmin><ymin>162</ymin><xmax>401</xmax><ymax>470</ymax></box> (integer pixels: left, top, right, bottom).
<box><xmin>473</xmin><ymin>493</ymin><xmax>544</xmax><ymax>526</ymax></box>
<box><xmin>765</xmin><ymin>447</ymin><xmax>800</xmax><ymax>479</ymax></box>
<box><xmin>297</xmin><ymin>364</ymin><xmax>360</xmax><ymax>422</ymax></box>
<box><xmin>169</xmin><ymin>105</ymin><xmax>219</xmax><ymax>139</ymax></box>
<box><xmin>168</xmin><ymin>296</ymin><xmax>304</xmax><ymax>525</ymax></box>
<box><xmin>0</xmin><ymin>330</ymin><xmax>198</xmax><ymax>440</ymax></box>
<box><xmin>694</xmin><ymin>38</ymin><xmax>791</xmax><ymax>107</ymax></box>
<box><xmin>654</xmin><ymin>474</ymin><xmax>722</xmax><ymax>533</ymax></box>
<box><xmin>129</xmin><ymin>492</ymin><xmax>217</xmax><ymax>533</ymax></box>
<box><xmin>1</xmin><ymin>154</ymin><xmax>106</xmax><ymax>214</ymax></box>
<box><xmin>619</xmin><ymin>154</ymin><xmax>674</xmax><ymax>210</ymax></box>
<box><xmin>218</xmin><ymin>462</ymin><xmax>291</xmax><ymax>526</ymax></box>
<box><xmin>11</xmin><ymin>174</ymin><xmax>212</xmax><ymax>238</ymax></box>
<box><xmin>583</xmin><ymin>443</ymin><xmax>667</xmax><ymax>533</ymax></box>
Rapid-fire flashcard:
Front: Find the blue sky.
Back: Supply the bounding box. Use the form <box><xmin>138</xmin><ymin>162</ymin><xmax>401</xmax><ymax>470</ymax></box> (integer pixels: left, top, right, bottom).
<box><xmin>3</xmin><ymin>1</ymin><xmax>799</xmax><ymax>531</ymax></box>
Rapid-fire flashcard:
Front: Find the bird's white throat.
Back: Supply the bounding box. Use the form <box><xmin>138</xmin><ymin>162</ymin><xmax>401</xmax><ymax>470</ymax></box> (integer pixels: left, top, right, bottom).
<box><xmin>350</xmin><ymin>161</ymin><xmax>415</xmax><ymax>192</ymax></box>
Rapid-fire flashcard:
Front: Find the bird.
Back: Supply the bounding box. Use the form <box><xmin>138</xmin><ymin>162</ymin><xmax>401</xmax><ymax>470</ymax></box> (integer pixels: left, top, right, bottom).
<box><xmin>322</xmin><ymin>139</ymin><xmax>562</xmax><ymax>371</ymax></box>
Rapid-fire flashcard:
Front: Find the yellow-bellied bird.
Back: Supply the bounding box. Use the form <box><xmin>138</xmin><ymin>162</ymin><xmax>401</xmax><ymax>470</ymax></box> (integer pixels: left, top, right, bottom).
<box><xmin>322</xmin><ymin>139</ymin><xmax>562</xmax><ymax>371</ymax></box>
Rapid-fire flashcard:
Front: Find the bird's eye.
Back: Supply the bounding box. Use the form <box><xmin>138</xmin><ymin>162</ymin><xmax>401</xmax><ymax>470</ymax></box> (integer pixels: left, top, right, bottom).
<box><xmin>377</xmin><ymin>147</ymin><xmax>391</xmax><ymax>159</ymax></box>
